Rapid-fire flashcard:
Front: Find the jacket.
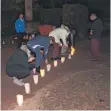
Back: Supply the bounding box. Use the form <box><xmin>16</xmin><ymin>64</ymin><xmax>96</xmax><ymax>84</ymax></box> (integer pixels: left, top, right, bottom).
<box><xmin>6</xmin><ymin>49</ymin><xmax>34</xmax><ymax>77</ymax></box>
<box><xmin>89</xmin><ymin>18</ymin><xmax>103</xmax><ymax>39</ymax></box>
<box><xmin>27</xmin><ymin>35</ymin><xmax>50</xmax><ymax>67</ymax></box>
<box><xmin>49</xmin><ymin>27</ymin><xmax>70</xmax><ymax>46</ymax></box>
<box><xmin>15</xmin><ymin>18</ymin><xmax>25</xmax><ymax>33</ymax></box>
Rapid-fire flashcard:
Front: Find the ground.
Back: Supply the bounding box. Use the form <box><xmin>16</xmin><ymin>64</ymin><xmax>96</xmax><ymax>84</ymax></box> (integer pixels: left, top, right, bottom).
<box><xmin>1</xmin><ymin>37</ymin><xmax>110</xmax><ymax>110</ymax></box>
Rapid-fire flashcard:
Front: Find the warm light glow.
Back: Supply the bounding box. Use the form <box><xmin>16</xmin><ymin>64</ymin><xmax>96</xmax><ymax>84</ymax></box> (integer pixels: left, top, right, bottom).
<box><xmin>33</xmin><ymin>75</ymin><xmax>38</xmax><ymax>84</ymax></box>
<box><xmin>68</xmin><ymin>54</ymin><xmax>72</xmax><ymax>59</ymax></box>
<box><xmin>16</xmin><ymin>94</ymin><xmax>23</xmax><ymax>106</ymax></box>
<box><xmin>61</xmin><ymin>57</ymin><xmax>65</xmax><ymax>63</ymax></box>
<box><xmin>47</xmin><ymin>64</ymin><xmax>51</xmax><ymax>71</ymax></box>
<box><xmin>54</xmin><ymin>60</ymin><xmax>58</xmax><ymax>67</ymax></box>
<box><xmin>24</xmin><ymin>83</ymin><xmax>30</xmax><ymax>94</ymax></box>
<box><xmin>71</xmin><ymin>47</ymin><xmax>75</xmax><ymax>55</ymax></box>
<box><xmin>40</xmin><ymin>69</ymin><xmax>45</xmax><ymax>77</ymax></box>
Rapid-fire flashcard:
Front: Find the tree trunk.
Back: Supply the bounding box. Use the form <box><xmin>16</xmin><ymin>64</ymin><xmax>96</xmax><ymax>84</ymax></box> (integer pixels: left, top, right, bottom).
<box><xmin>25</xmin><ymin>0</ymin><xmax>33</xmax><ymax>21</ymax></box>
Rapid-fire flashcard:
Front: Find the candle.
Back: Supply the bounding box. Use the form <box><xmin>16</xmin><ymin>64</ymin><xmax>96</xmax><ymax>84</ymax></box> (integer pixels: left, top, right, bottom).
<box><xmin>71</xmin><ymin>47</ymin><xmax>75</xmax><ymax>55</ymax></box>
<box><xmin>68</xmin><ymin>54</ymin><xmax>72</xmax><ymax>59</ymax></box>
<box><xmin>33</xmin><ymin>75</ymin><xmax>38</xmax><ymax>84</ymax></box>
<box><xmin>47</xmin><ymin>64</ymin><xmax>51</xmax><ymax>72</ymax></box>
<box><xmin>24</xmin><ymin>83</ymin><xmax>30</xmax><ymax>94</ymax></box>
<box><xmin>54</xmin><ymin>60</ymin><xmax>58</xmax><ymax>67</ymax></box>
<box><xmin>16</xmin><ymin>94</ymin><xmax>23</xmax><ymax>106</ymax></box>
<box><xmin>71</xmin><ymin>50</ymin><xmax>74</xmax><ymax>55</ymax></box>
<box><xmin>61</xmin><ymin>57</ymin><xmax>65</xmax><ymax>63</ymax></box>
<box><xmin>40</xmin><ymin>69</ymin><xmax>45</xmax><ymax>77</ymax></box>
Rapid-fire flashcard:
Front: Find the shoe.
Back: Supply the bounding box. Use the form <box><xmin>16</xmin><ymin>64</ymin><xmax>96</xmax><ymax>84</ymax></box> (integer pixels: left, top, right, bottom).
<box><xmin>13</xmin><ymin>78</ymin><xmax>24</xmax><ymax>86</ymax></box>
<box><xmin>56</xmin><ymin>57</ymin><xmax>61</xmax><ymax>60</ymax></box>
<box><xmin>51</xmin><ymin>57</ymin><xmax>57</xmax><ymax>61</ymax></box>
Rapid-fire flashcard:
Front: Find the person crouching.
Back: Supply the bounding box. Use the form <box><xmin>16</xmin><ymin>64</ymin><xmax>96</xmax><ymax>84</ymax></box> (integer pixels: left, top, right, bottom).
<box><xmin>6</xmin><ymin>46</ymin><xmax>35</xmax><ymax>86</ymax></box>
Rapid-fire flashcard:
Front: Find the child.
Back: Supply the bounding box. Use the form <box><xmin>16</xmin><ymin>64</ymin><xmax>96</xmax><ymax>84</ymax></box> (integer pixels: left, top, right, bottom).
<box><xmin>6</xmin><ymin>47</ymin><xmax>35</xmax><ymax>86</ymax></box>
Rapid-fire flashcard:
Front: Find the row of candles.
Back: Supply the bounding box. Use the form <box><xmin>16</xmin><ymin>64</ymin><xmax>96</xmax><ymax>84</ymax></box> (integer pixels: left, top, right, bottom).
<box><xmin>16</xmin><ymin>47</ymin><xmax>75</xmax><ymax>106</ymax></box>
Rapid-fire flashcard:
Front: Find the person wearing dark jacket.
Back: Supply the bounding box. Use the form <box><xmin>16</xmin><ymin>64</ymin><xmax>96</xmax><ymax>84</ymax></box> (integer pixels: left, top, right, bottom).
<box><xmin>89</xmin><ymin>12</ymin><xmax>103</xmax><ymax>61</ymax></box>
<box><xmin>27</xmin><ymin>35</ymin><xmax>51</xmax><ymax>73</ymax></box>
<box><xmin>6</xmin><ymin>48</ymin><xmax>35</xmax><ymax>86</ymax></box>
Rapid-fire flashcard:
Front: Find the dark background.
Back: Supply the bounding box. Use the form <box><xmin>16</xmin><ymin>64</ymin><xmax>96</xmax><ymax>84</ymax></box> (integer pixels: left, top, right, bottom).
<box><xmin>1</xmin><ymin>0</ymin><xmax>110</xmax><ymax>37</ymax></box>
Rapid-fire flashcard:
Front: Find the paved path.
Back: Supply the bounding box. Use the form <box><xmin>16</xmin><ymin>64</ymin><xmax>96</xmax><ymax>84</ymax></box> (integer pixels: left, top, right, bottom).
<box><xmin>1</xmin><ymin>38</ymin><xmax>110</xmax><ymax>110</ymax></box>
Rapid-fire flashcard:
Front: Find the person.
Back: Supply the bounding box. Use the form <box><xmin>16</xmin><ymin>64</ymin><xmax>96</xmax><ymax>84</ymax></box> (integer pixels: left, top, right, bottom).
<box><xmin>27</xmin><ymin>35</ymin><xmax>52</xmax><ymax>73</ymax></box>
<box><xmin>89</xmin><ymin>12</ymin><xmax>103</xmax><ymax>61</ymax></box>
<box><xmin>15</xmin><ymin>13</ymin><xmax>25</xmax><ymax>48</ymax></box>
<box><xmin>6</xmin><ymin>47</ymin><xmax>35</xmax><ymax>86</ymax></box>
<box><xmin>49</xmin><ymin>24</ymin><xmax>71</xmax><ymax>60</ymax></box>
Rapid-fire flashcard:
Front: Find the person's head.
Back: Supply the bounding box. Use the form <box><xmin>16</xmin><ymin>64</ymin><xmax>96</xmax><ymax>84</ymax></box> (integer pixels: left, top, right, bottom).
<box><xmin>90</xmin><ymin>13</ymin><xmax>97</xmax><ymax>21</ymax></box>
<box><xmin>19</xmin><ymin>14</ymin><xmax>24</xmax><ymax>19</ymax></box>
<box><xmin>20</xmin><ymin>44</ymin><xmax>36</xmax><ymax>62</ymax></box>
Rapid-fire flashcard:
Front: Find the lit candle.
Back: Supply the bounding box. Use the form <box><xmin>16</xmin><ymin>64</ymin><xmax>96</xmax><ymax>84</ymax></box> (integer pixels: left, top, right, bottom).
<box><xmin>40</xmin><ymin>69</ymin><xmax>45</xmax><ymax>77</ymax></box>
<box><xmin>68</xmin><ymin>54</ymin><xmax>72</xmax><ymax>59</ymax></box>
<box><xmin>71</xmin><ymin>47</ymin><xmax>75</xmax><ymax>55</ymax></box>
<box><xmin>24</xmin><ymin>83</ymin><xmax>30</xmax><ymax>94</ymax></box>
<box><xmin>47</xmin><ymin>64</ymin><xmax>51</xmax><ymax>72</ymax></box>
<box><xmin>61</xmin><ymin>57</ymin><xmax>65</xmax><ymax>63</ymax></box>
<box><xmin>33</xmin><ymin>75</ymin><xmax>38</xmax><ymax>84</ymax></box>
<box><xmin>54</xmin><ymin>60</ymin><xmax>58</xmax><ymax>67</ymax></box>
<box><xmin>16</xmin><ymin>94</ymin><xmax>23</xmax><ymax>106</ymax></box>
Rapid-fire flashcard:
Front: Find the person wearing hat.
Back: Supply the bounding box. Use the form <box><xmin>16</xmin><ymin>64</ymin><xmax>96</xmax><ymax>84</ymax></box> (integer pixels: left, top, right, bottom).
<box><xmin>6</xmin><ymin>46</ymin><xmax>35</xmax><ymax>86</ymax></box>
<box><xmin>89</xmin><ymin>12</ymin><xmax>103</xmax><ymax>61</ymax></box>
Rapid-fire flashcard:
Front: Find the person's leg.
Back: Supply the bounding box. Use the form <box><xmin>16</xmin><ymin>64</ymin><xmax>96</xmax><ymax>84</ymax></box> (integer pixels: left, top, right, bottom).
<box><xmin>90</xmin><ymin>38</ymin><xmax>100</xmax><ymax>60</ymax></box>
<box><xmin>52</xmin><ymin>43</ymin><xmax>61</xmax><ymax>60</ymax></box>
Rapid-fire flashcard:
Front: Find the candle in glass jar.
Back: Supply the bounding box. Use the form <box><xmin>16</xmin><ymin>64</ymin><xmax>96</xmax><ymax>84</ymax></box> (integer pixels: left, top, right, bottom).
<box><xmin>16</xmin><ymin>94</ymin><xmax>23</xmax><ymax>106</ymax></box>
<box><xmin>24</xmin><ymin>83</ymin><xmax>30</xmax><ymax>94</ymax></box>
<box><xmin>33</xmin><ymin>75</ymin><xmax>38</xmax><ymax>84</ymax></box>
<box><xmin>61</xmin><ymin>57</ymin><xmax>65</xmax><ymax>63</ymax></box>
<box><xmin>40</xmin><ymin>69</ymin><xmax>45</xmax><ymax>77</ymax></box>
<box><xmin>54</xmin><ymin>60</ymin><xmax>58</xmax><ymax>67</ymax></box>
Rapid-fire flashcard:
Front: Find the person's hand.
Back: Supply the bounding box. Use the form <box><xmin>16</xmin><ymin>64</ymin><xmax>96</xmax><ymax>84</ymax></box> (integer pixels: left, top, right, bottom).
<box><xmin>45</xmin><ymin>59</ymin><xmax>48</xmax><ymax>64</ymax></box>
<box><xmin>33</xmin><ymin>68</ymin><xmax>36</xmax><ymax>74</ymax></box>
<box><xmin>28</xmin><ymin>57</ymin><xmax>35</xmax><ymax>62</ymax></box>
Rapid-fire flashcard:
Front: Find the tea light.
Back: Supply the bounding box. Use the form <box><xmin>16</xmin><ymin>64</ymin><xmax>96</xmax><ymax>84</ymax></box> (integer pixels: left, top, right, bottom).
<box><xmin>47</xmin><ymin>64</ymin><xmax>51</xmax><ymax>72</ymax></box>
<box><xmin>16</xmin><ymin>94</ymin><xmax>23</xmax><ymax>106</ymax></box>
<box><xmin>61</xmin><ymin>57</ymin><xmax>65</xmax><ymax>63</ymax></box>
<box><xmin>54</xmin><ymin>60</ymin><xmax>58</xmax><ymax>67</ymax></box>
<box><xmin>24</xmin><ymin>83</ymin><xmax>30</xmax><ymax>94</ymax></box>
<box><xmin>33</xmin><ymin>75</ymin><xmax>38</xmax><ymax>84</ymax></box>
<box><xmin>68</xmin><ymin>54</ymin><xmax>72</xmax><ymax>59</ymax></box>
<box><xmin>40</xmin><ymin>69</ymin><xmax>45</xmax><ymax>77</ymax></box>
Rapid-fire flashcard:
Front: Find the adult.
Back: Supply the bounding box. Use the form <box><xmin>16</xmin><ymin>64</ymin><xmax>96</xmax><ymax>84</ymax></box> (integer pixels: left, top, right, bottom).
<box><xmin>49</xmin><ymin>24</ymin><xmax>71</xmax><ymax>60</ymax></box>
<box><xmin>15</xmin><ymin>13</ymin><xmax>25</xmax><ymax>48</ymax></box>
<box><xmin>89</xmin><ymin>12</ymin><xmax>103</xmax><ymax>61</ymax></box>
